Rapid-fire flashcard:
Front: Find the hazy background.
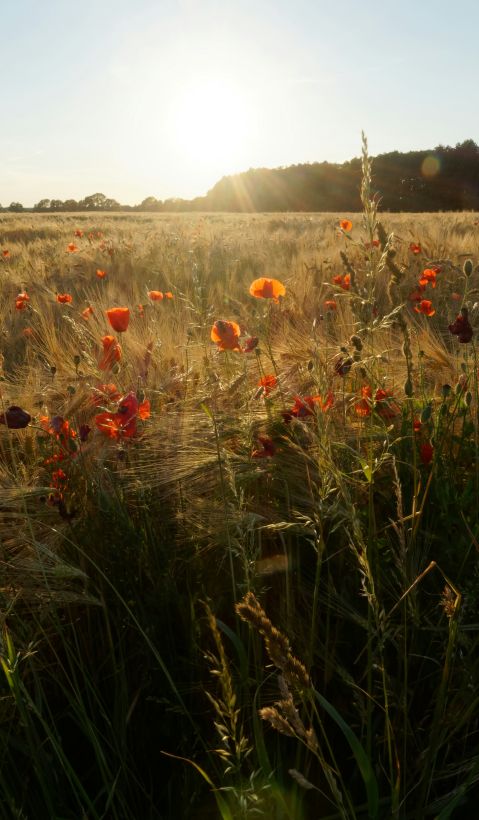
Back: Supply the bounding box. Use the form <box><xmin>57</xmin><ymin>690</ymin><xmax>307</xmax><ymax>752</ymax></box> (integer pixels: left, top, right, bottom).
<box><xmin>2</xmin><ymin>0</ymin><xmax>478</xmax><ymax>205</ymax></box>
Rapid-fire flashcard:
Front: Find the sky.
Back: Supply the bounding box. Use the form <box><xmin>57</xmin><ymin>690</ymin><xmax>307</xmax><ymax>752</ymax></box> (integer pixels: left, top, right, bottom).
<box><xmin>2</xmin><ymin>0</ymin><xmax>479</xmax><ymax>206</ymax></box>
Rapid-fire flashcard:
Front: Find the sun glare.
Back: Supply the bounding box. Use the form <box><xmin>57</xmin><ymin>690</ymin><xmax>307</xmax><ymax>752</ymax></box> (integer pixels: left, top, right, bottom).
<box><xmin>168</xmin><ymin>78</ymin><xmax>253</xmax><ymax>174</ymax></box>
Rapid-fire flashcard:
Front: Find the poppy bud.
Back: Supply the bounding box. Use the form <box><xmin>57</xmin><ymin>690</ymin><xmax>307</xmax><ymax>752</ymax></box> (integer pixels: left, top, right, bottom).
<box><xmin>464</xmin><ymin>259</ymin><xmax>473</xmax><ymax>277</ymax></box>
<box><xmin>350</xmin><ymin>334</ymin><xmax>363</xmax><ymax>351</ymax></box>
<box><xmin>421</xmin><ymin>405</ymin><xmax>432</xmax><ymax>423</ymax></box>
<box><xmin>404</xmin><ymin>379</ymin><xmax>413</xmax><ymax>397</ymax></box>
<box><xmin>466</xmin><ymin>391</ymin><xmax>472</xmax><ymax>406</ymax></box>
<box><xmin>73</xmin><ymin>355</ymin><xmax>81</xmax><ymax>367</ymax></box>
<box><xmin>50</xmin><ymin>365</ymin><xmax>57</xmax><ymax>376</ymax></box>
<box><xmin>442</xmin><ymin>384</ymin><xmax>452</xmax><ymax>397</ymax></box>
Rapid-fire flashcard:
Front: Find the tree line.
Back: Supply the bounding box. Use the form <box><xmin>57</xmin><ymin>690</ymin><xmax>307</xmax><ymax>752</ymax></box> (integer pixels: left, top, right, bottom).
<box><xmin>3</xmin><ymin>140</ymin><xmax>479</xmax><ymax>213</ymax></box>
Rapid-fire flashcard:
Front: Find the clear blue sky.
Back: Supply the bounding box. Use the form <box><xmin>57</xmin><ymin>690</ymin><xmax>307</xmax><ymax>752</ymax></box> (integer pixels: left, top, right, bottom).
<box><xmin>2</xmin><ymin>0</ymin><xmax>478</xmax><ymax>206</ymax></box>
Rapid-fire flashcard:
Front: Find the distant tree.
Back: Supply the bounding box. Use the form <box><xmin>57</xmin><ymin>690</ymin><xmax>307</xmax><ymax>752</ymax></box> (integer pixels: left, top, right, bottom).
<box><xmin>139</xmin><ymin>196</ymin><xmax>162</xmax><ymax>211</ymax></box>
<box><xmin>49</xmin><ymin>199</ymin><xmax>64</xmax><ymax>211</ymax></box>
<box><xmin>9</xmin><ymin>202</ymin><xmax>24</xmax><ymax>212</ymax></box>
<box><xmin>34</xmin><ymin>198</ymin><xmax>51</xmax><ymax>211</ymax></box>
<box><xmin>63</xmin><ymin>199</ymin><xmax>79</xmax><ymax>211</ymax></box>
<box><xmin>80</xmin><ymin>193</ymin><xmax>108</xmax><ymax>210</ymax></box>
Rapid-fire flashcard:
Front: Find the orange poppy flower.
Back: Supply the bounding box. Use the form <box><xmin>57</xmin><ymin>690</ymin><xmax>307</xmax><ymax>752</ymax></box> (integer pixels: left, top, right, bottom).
<box><xmin>98</xmin><ymin>335</ymin><xmax>122</xmax><ymax>370</ymax></box>
<box><xmin>355</xmin><ymin>386</ymin><xmax>373</xmax><ymax>417</ymax></box>
<box><xmin>148</xmin><ymin>290</ymin><xmax>164</xmax><ymax>301</ymax></box>
<box><xmin>23</xmin><ymin>327</ymin><xmax>34</xmax><ymax>338</ymax></box>
<box><xmin>340</xmin><ymin>219</ymin><xmax>352</xmax><ymax>232</ymax></box>
<box><xmin>332</xmin><ymin>274</ymin><xmax>350</xmax><ymax>291</ymax></box>
<box><xmin>409</xmin><ymin>243</ymin><xmax>422</xmax><ymax>255</ymax></box>
<box><xmin>56</xmin><ymin>293</ymin><xmax>73</xmax><ymax>304</ymax></box>
<box><xmin>284</xmin><ymin>393</ymin><xmax>334</xmax><ymax>421</ymax></box>
<box><xmin>81</xmin><ymin>306</ymin><xmax>94</xmax><ymax>319</ymax></box>
<box><xmin>211</xmin><ymin>320</ymin><xmax>242</xmax><ymax>351</ymax></box>
<box><xmin>164</xmin><ymin>291</ymin><xmax>174</xmax><ymax>299</ymax></box>
<box><xmin>249</xmin><ymin>277</ymin><xmax>286</xmax><ymax>302</ymax></box>
<box><xmin>92</xmin><ymin>383</ymin><xmax>121</xmax><ymax>405</ymax></box>
<box><xmin>15</xmin><ymin>291</ymin><xmax>30</xmax><ymax>310</ymax></box>
<box><xmin>258</xmin><ymin>374</ymin><xmax>278</xmax><ymax>396</ymax></box>
<box><xmin>419</xmin><ymin>268</ymin><xmax>438</xmax><ymax>288</ymax></box>
<box><xmin>106</xmin><ymin>307</ymin><xmax>130</xmax><ymax>333</ymax></box>
<box><xmin>67</xmin><ymin>243</ymin><xmax>78</xmax><ymax>253</ymax></box>
<box><xmin>364</xmin><ymin>239</ymin><xmax>380</xmax><ymax>249</ymax></box>
<box><xmin>74</xmin><ymin>229</ymin><xmax>84</xmax><ymax>238</ymax></box>
<box><xmin>96</xmin><ymin>269</ymin><xmax>107</xmax><ymax>279</ymax></box>
<box><xmin>324</xmin><ymin>299</ymin><xmax>337</xmax><ymax>310</ymax></box>
<box><xmin>2</xmin><ymin>249</ymin><xmax>10</xmax><ymax>258</ymax></box>
<box><xmin>414</xmin><ymin>299</ymin><xmax>435</xmax><ymax>317</ymax></box>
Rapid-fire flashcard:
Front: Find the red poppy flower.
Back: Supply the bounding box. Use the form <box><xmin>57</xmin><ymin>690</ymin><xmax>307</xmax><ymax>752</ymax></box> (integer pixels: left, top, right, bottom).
<box><xmin>95</xmin><ymin>391</ymin><xmax>150</xmax><ymax>439</ymax></box>
<box><xmin>74</xmin><ymin>229</ymin><xmax>84</xmax><ymax>238</ymax></box>
<box><xmin>284</xmin><ymin>393</ymin><xmax>334</xmax><ymax>421</ymax></box>
<box><xmin>413</xmin><ymin>418</ymin><xmax>421</xmax><ymax>433</ymax></box>
<box><xmin>164</xmin><ymin>291</ymin><xmax>174</xmax><ymax>299</ymax></box>
<box><xmin>419</xmin><ymin>268</ymin><xmax>438</xmax><ymax>288</ymax></box>
<box><xmin>106</xmin><ymin>307</ymin><xmax>130</xmax><ymax>333</ymax></box>
<box><xmin>374</xmin><ymin>388</ymin><xmax>400</xmax><ymax>419</ymax></box>
<box><xmin>56</xmin><ymin>293</ymin><xmax>73</xmax><ymax>304</ymax></box>
<box><xmin>91</xmin><ymin>383</ymin><xmax>121</xmax><ymax>406</ymax></box>
<box><xmin>414</xmin><ymin>299</ymin><xmax>435</xmax><ymax>317</ymax></box>
<box><xmin>252</xmin><ymin>435</ymin><xmax>276</xmax><ymax>458</ymax></box>
<box><xmin>324</xmin><ymin>300</ymin><xmax>337</xmax><ymax>311</ymax></box>
<box><xmin>249</xmin><ymin>277</ymin><xmax>286</xmax><ymax>302</ymax></box>
<box><xmin>243</xmin><ymin>336</ymin><xmax>259</xmax><ymax>353</ymax></box>
<box><xmin>67</xmin><ymin>243</ymin><xmax>78</xmax><ymax>253</ymax></box>
<box><xmin>0</xmin><ymin>406</ymin><xmax>31</xmax><ymax>429</ymax></box>
<box><xmin>2</xmin><ymin>249</ymin><xmax>10</xmax><ymax>258</ymax></box>
<box><xmin>148</xmin><ymin>290</ymin><xmax>164</xmax><ymax>301</ymax></box>
<box><xmin>409</xmin><ymin>243</ymin><xmax>422</xmax><ymax>255</ymax></box>
<box><xmin>98</xmin><ymin>336</ymin><xmax>122</xmax><ymax>370</ymax></box>
<box><xmin>420</xmin><ymin>442</ymin><xmax>434</xmax><ymax>465</ymax></box>
<box><xmin>96</xmin><ymin>269</ymin><xmax>107</xmax><ymax>278</ymax></box>
<box><xmin>449</xmin><ymin>309</ymin><xmax>473</xmax><ymax>343</ymax></box>
<box><xmin>332</xmin><ymin>274</ymin><xmax>350</xmax><ymax>291</ymax></box>
<box><xmin>364</xmin><ymin>239</ymin><xmax>380</xmax><ymax>249</ymax></box>
<box><xmin>355</xmin><ymin>386</ymin><xmax>373</xmax><ymax>417</ymax></box>
<box><xmin>258</xmin><ymin>375</ymin><xmax>278</xmax><ymax>396</ymax></box>
<box><xmin>211</xmin><ymin>320</ymin><xmax>242</xmax><ymax>351</ymax></box>
<box><xmin>15</xmin><ymin>291</ymin><xmax>30</xmax><ymax>310</ymax></box>
<box><xmin>81</xmin><ymin>306</ymin><xmax>94</xmax><ymax>319</ymax></box>
<box><xmin>340</xmin><ymin>219</ymin><xmax>352</xmax><ymax>232</ymax></box>
<box><xmin>23</xmin><ymin>327</ymin><xmax>33</xmax><ymax>338</ymax></box>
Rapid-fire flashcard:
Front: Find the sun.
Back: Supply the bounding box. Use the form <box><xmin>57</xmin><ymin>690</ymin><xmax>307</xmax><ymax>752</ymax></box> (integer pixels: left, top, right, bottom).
<box><xmin>168</xmin><ymin>78</ymin><xmax>253</xmax><ymax>173</ymax></box>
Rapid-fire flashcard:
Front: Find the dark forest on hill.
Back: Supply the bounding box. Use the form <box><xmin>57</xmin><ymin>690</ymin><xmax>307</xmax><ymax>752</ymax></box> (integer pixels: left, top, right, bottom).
<box><xmin>5</xmin><ymin>140</ymin><xmax>479</xmax><ymax>213</ymax></box>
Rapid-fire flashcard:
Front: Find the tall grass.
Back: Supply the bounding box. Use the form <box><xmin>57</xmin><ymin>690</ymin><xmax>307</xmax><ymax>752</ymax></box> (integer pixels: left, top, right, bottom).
<box><xmin>1</xmin><ymin>146</ymin><xmax>479</xmax><ymax>817</ymax></box>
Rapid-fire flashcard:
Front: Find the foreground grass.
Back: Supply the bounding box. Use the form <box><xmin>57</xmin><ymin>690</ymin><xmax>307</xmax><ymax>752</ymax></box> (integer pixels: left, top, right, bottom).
<box><xmin>1</xmin><ymin>149</ymin><xmax>479</xmax><ymax>818</ymax></box>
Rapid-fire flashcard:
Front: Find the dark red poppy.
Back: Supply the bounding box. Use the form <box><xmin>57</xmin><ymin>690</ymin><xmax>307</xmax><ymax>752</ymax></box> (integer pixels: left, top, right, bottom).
<box><xmin>243</xmin><ymin>336</ymin><xmax>259</xmax><ymax>353</ymax></box>
<box><xmin>252</xmin><ymin>435</ymin><xmax>276</xmax><ymax>458</ymax></box>
<box><xmin>0</xmin><ymin>406</ymin><xmax>31</xmax><ymax>429</ymax></box>
<box><xmin>409</xmin><ymin>243</ymin><xmax>422</xmax><ymax>255</ymax></box>
<box><xmin>449</xmin><ymin>308</ymin><xmax>473</xmax><ymax>343</ymax></box>
<box><xmin>335</xmin><ymin>356</ymin><xmax>353</xmax><ymax>377</ymax></box>
<box><xmin>420</xmin><ymin>442</ymin><xmax>434</xmax><ymax>465</ymax></box>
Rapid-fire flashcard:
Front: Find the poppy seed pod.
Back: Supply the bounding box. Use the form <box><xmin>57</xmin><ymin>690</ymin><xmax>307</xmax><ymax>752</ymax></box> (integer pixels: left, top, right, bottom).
<box><xmin>464</xmin><ymin>259</ymin><xmax>473</xmax><ymax>277</ymax></box>
<box><xmin>404</xmin><ymin>378</ymin><xmax>413</xmax><ymax>397</ymax></box>
<box><xmin>350</xmin><ymin>334</ymin><xmax>363</xmax><ymax>351</ymax></box>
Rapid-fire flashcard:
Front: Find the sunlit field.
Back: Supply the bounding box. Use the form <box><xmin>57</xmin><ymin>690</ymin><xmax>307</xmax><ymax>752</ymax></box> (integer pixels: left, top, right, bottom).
<box><xmin>2</xmin><ymin>151</ymin><xmax>479</xmax><ymax>819</ymax></box>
